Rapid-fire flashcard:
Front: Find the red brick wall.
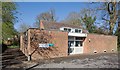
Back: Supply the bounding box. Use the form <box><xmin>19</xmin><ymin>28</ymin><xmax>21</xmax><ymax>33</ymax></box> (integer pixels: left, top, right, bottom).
<box><xmin>20</xmin><ymin>33</ymin><xmax>29</xmax><ymax>56</ymax></box>
<box><xmin>28</xmin><ymin>29</ymin><xmax>68</xmax><ymax>60</ymax></box>
<box><xmin>83</xmin><ymin>34</ymin><xmax>118</xmax><ymax>54</ymax></box>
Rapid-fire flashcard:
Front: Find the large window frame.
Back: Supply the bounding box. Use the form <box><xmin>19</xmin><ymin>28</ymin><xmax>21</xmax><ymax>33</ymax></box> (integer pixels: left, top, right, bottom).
<box><xmin>64</xmin><ymin>28</ymin><xmax>71</xmax><ymax>32</ymax></box>
<box><xmin>68</xmin><ymin>36</ymin><xmax>83</xmax><ymax>47</ymax></box>
<box><xmin>63</xmin><ymin>27</ymin><xmax>82</xmax><ymax>33</ymax></box>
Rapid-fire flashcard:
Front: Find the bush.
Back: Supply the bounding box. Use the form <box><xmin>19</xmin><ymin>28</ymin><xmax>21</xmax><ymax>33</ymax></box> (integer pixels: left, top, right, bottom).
<box><xmin>7</xmin><ymin>45</ymin><xmax>19</xmax><ymax>48</ymax></box>
<box><xmin>118</xmin><ymin>47</ymin><xmax>120</xmax><ymax>52</ymax></box>
<box><xmin>1</xmin><ymin>43</ymin><xmax>8</xmax><ymax>53</ymax></box>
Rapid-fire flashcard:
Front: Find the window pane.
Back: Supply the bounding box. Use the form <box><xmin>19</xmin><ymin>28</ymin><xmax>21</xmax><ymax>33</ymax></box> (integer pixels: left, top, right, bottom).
<box><xmin>75</xmin><ymin>41</ymin><xmax>80</xmax><ymax>47</ymax></box>
<box><xmin>69</xmin><ymin>48</ymin><xmax>74</xmax><ymax>53</ymax></box>
<box><xmin>80</xmin><ymin>41</ymin><xmax>83</xmax><ymax>46</ymax></box>
<box><xmin>64</xmin><ymin>28</ymin><xmax>67</xmax><ymax>31</ymax></box>
<box><xmin>75</xmin><ymin>37</ymin><xmax>84</xmax><ymax>40</ymax></box>
<box><xmin>75</xmin><ymin>41</ymin><xmax>83</xmax><ymax>47</ymax></box>
<box><xmin>75</xmin><ymin>29</ymin><xmax>78</xmax><ymax>33</ymax></box>
<box><xmin>68</xmin><ymin>41</ymin><xmax>74</xmax><ymax>47</ymax></box>
<box><xmin>79</xmin><ymin>30</ymin><xmax>81</xmax><ymax>33</ymax></box>
<box><xmin>68</xmin><ymin>29</ymin><xmax>71</xmax><ymax>32</ymax></box>
<box><xmin>68</xmin><ymin>36</ymin><xmax>74</xmax><ymax>41</ymax></box>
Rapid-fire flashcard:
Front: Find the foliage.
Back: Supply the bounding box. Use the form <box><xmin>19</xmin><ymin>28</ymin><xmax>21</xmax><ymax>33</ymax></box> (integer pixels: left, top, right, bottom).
<box><xmin>2</xmin><ymin>2</ymin><xmax>18</xmax><ymax>41</ymax></box>
<box><xmin>63</xmin><ymin>8</ymin><xmax>97</xmax><ymax>33</ymax></box>
<box><xmin>81</xmin><ymin>14</ymin><xmax>96</xmax><ymax>33</ymax></box>
<box><xmin>118</xmin><ymin>47</ymin><xmax>120</xmax><ymax>52</ymax></box>
<box><xmin>2</xmin><ymin>2</ymin><xmax>18</xmax><ymax>24</ymax></box>
<box><xmin>7</xmin><ymin>45</ymin><xmax>19</xmax><ymax>48</ymax></box>
<box><xmin>2</xmin><ymin>22</ymin><xmax>17</xmax><ymax>40</ymax></box>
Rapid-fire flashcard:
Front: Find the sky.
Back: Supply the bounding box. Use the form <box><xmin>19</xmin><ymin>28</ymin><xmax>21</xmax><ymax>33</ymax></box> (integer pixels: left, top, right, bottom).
<box><xmin>14</xmin><ymin>2</ymin><xmax>101</xmax><ymax>31</ymax></box>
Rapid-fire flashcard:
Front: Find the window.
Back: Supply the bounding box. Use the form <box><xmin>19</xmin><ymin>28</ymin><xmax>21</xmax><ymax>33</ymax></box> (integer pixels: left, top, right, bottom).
<box><xmin>79</xmin><ymin>30</ymin><xmax>82</xmax><ymax>33</ymax></box>
<box><xmin>68</xmin><ymin>29</ymin><xmax>71</xmax><ymax>32</ymax></box>
<box><xmin>75</xmin><ymin>37</ymin><xmax>84</xmax><ymax>41</ymax></box>
<box><xmin>75</xmin><ymin>41</ymin><xmax>83</xmax><ymax>47</ymax></box>
<box><xmin>68</xmin><ymin>41</ymin><xmax>74</xmax><ymax>47</ymax></box>
<box><xmin>64</xmin><ymin>28</ymin><xmax>67</xmax><ymax>31</ymax></box>
<box><xmin>68</xmin><ymin>36</ymin><xmax>83</xmax><ymax>47</ymax></box>
<box><xmin>64</xmin><ymin>28</ymin><xmax>71</xmax><ymax>32</ymax></box>
<box><xmin>61</xmin><ymin>27</ymin><xmax>82</xmax><ymax>33</ymax></box>
<box><xmin>68</xmin><ymin>36</ymin><xmax>74</xmax><ymax>41</ymax></box>
<box><xmin>75</xmin><ymin>29</ymin><xmax>79</xmax><ymax>33</ymax></box>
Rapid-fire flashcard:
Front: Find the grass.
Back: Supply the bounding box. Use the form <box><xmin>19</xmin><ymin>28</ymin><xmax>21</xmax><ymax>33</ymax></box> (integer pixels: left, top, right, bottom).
<box><xmin>7</xmin><ymin>45</ymin><xmax>19</xmax><ymax>48</ymax></box>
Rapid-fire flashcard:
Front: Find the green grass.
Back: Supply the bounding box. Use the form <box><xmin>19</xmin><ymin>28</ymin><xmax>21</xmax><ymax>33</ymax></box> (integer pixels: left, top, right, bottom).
<box><xmin>7</xmin><ymin>45</ymin><xmax>19</xmax><ymax>48</ymax></box>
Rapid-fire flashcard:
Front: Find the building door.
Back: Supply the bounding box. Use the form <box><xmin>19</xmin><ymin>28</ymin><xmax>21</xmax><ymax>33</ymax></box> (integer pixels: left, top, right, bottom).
<box><xmin>68</xmin><ymin>36</ymin><xmax>84</xmax><ymax>55</ymax></box>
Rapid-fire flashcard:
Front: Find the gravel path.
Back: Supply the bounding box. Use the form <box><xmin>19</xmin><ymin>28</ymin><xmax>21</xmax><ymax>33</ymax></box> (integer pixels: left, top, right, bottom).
<box><xmin>34</xmin><ymin>53</ymin><xmax>119</xmax><ymax>68</ymax></box>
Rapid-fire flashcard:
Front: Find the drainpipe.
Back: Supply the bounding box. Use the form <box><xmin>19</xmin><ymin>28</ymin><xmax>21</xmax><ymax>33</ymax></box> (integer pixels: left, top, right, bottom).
<box><xmin>27</xmin><ymin>49</ymin><xmax>37</xmax><ymax>61</ymax></box>
<box><xmin>28</xmin><ymin>55</ymin><xmax>31</xmax><ymax>61</ymax></box>
<box><xmin>27</xmin><ymin>29</ymin><xmax>31</xmax><ymax>61</ymax></box>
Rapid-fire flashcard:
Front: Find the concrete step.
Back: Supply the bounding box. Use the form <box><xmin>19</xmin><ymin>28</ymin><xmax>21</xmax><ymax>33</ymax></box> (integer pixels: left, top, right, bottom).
<box><xmin>15</xmin><ymin>56</ymin><xmax>27</xmax><ymax>61</ymax></box>
<box><xmin>2</xmin><ymin>55</ymin><xmax>15</xmax><ymax>60</ymax></box>
<box><xmin>2</xmin><ymin>48</ymin><xmax>27</xmax><ymax>68</ymax></box>
<box><xmin>2</xmin><ymin>59</ymin><xmax>22</xmax><ymax>66</ymax></box>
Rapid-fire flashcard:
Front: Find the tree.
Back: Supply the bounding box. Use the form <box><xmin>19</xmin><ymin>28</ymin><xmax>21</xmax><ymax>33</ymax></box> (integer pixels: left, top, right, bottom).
<box><xmin>115</xmin><ymin>22</ymin><xmax>120</xmax><ymax>48</ymax></box>
<box><xmin>35</xmin><ymin>9</ymin><xmax>57</xmax><ymax>28</ymax></box>
<box><xmin>62</xmin><ymin>8</ymin><xmax>97</xmax><ymax>33</ymax></box>
<box><xmin>18</xmin><ymin>23</ymin><xmax>31</xmax><ymax>32</ymax></box>
<box><xmin>62</xmin><ymin>12</ymin><xmax>82</xmax><ymax>26</ymax></box>
<box><xmin>96</xmin><ymin>2</ymin><xmax>117</xmax><ymax>35</ymax></box>
<box><xmin>81</xmin><ymin>13</ymin><xmax>96</xmax><ymax>33</ymax></box>
<box><xmin>2</xmin><ymin>2</ymin><xmax>18</xmax><ymax>24</ymax></box>
<box><xmin>115</xmin><ymin>2</ymin><xmax>120</xmax><ymax>48</ymax></box>
<box><xmin>80</xmin><ymin>8</ymin><xmax>97</xmax><ymax>33</ymax></box>
<box><xmin>2</xmin><ymin>2</ymin><xmax>18</xmax><ymax>43</ymax></box>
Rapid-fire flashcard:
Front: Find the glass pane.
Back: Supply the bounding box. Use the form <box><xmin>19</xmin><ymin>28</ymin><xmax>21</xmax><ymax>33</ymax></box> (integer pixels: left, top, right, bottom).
<box><xmin>64</xmin><ymin>28</ymin><xmax>67</xmax><ymax>31</ymax></box>
<box><xmin>75</xmin><ymin>41</ymin><xmax>80</xmax><ymax>47</ymax></box>
<box><xmin>75</xmin><ymin>41</ymin><xmax>83</xmax><ymax>47</ymax></box>
<box><xmin>68</xmin><ymin>41</ymin><xmax>74</xmax><ymax>47</ymax></box>
<box><xmin>75</xmin><ymin>37</ymin><xmax>83</xmax><ymax>40</ymax></box>
<box><xmin>69</xmin><ymin>48</ymin><xmax>74</xmax><ymax>53</ymax></box>
<box><xmin>79</xmin><ymin>30</ymin><xmax>81</xmax><ymax>33</ymax></box>
<box><xmin>68</xmin><ymin>29</ymin><xmax>71</xmax><ymax>32</ymax></box>
<box><xmin>75</xmin><ymin>29</ymin><xmax>78</xmax><ymax>33</ymax></box>
<box><xmin>80</xmin><ymin>41</ymin><xmax>83</xmax><ymax>46</ymax></box>
<box><xmin>68</xmin><ymin>36</ymin><xmax>74</xmax><ymax>41</ymax></box>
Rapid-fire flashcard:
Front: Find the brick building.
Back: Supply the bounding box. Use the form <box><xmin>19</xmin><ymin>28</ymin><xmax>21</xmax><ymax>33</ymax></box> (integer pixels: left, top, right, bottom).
<box><xmin>20</xmin><ymin>21</ymin><xmax>117</xmax><ymax>60</ymax></box>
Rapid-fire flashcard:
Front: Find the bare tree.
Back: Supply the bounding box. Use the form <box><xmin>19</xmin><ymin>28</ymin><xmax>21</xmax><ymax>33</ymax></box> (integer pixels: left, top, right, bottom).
<box><xmin>96</xmin><ymin>2</ymin><xmax>117</xmax><ymax>35</ymax></box>
<box><xmin>34</xmin><ymin>9</ymin><xmax>57</xmax><ymax>28</ymax></box>
<box><xmin>62</xmin><ymin>12</ymin><xmax>82</xmax><ymax>26</ymax></box>
<box><xmin>18</xmin><ymin>23</ymin><xmax>31</xmax><ymax>32</ymax></box>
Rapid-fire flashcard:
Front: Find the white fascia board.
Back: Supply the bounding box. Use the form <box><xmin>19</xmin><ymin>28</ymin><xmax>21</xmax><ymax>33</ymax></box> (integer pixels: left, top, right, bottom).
<box><xmin>68</xmin><ymin>32</ymin><xmax>87</xmax><ymax>37</ymax></box>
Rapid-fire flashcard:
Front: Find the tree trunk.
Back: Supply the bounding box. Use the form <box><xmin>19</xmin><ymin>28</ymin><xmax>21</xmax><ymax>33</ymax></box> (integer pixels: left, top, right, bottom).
<box><xmin>109</xmin><ymin>2</ymin><xmax>117</xmax><ymax>35</ymax></box>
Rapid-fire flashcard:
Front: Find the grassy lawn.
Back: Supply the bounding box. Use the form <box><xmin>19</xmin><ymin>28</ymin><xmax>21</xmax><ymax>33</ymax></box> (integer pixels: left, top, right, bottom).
<box><xmin>7</xmin><ymin>45</ymin><xmax>19</xmax><ymax>48</ymax></box>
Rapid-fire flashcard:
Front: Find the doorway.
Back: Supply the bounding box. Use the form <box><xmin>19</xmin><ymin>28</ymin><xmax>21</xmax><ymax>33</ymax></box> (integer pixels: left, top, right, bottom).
<box><xmin>68</xmin><ymin>36</ymin><xmax>85</xmax><ymax>55</ymax></box>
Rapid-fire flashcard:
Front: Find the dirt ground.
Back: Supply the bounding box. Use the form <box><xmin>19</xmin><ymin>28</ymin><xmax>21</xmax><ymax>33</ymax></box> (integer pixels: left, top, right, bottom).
<box><xmin>7</xmin><ymin>53</ymin><xmax>119</xmax><ymax>69</ymax></box>
<box><xmin>34</xmin><ymin>53</ymin><xmax>119</xmax><ymax>68</ymax></box>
